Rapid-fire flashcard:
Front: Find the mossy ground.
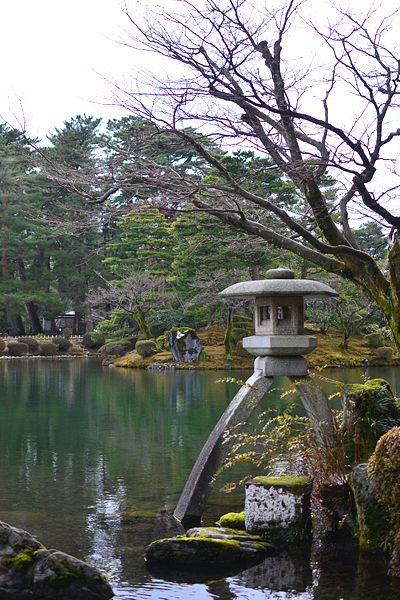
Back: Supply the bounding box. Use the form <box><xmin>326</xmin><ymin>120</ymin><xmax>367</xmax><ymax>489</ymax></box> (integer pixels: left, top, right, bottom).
<box><xmin>113</xmin><ymin>325</ymin><xmax>400</xmax><ymax>370</ymax></box>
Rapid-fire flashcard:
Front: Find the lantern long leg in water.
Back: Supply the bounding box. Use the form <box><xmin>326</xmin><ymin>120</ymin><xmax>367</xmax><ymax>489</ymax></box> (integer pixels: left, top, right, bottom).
<box><xmin>173</xmin><ymin>371</ymin><xmax>275</xmax><ymax>528</ymax></box>
<box><xmin>174</xmin><ymin>367</ymin><xmax>337</xmax><ymax>527</ymax></box>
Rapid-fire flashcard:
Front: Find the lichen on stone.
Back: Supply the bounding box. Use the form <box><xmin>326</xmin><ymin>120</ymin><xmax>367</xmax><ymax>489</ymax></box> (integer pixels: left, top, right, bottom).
<box><xmin>250</xmin><ymin>475</ymin><xmax>312</xmax><ymax>491</ymax></box>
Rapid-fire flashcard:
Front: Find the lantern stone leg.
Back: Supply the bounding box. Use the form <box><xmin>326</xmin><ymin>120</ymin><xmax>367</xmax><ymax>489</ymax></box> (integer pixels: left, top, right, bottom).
<box><xmin>173</xmin><ymin>370</ymin><xmax>275</xmax><ymax>528</ymax></box>
<box><xmin>290</xmin><ymin>376</ymin><xmax>339</xmax><ymax>448</ymax></box>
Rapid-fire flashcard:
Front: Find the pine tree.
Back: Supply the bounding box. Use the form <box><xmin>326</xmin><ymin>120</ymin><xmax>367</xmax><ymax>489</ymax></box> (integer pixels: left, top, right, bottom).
<box><xmin>44</xmin><ymin>116</ymin><xmax>109</xmax><ymax>333</ymax></box>
<box><xmin>0</xmin><ymin>125</ymin><xmax>63</xmax><ymax>334</ymax></box>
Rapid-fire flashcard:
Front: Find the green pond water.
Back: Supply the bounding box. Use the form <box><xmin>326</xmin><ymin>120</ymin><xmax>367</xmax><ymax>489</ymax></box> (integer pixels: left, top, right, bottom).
<box><xmin>1</xmin><ymin>358</ymin><xmax>400</xmax><ymax>599</ymax></box>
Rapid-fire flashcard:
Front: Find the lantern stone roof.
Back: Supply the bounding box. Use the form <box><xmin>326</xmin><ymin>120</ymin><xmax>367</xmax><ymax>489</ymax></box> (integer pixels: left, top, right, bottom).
<box><xmin>220</xmin><ymin>269</ymin><xmax>338</xmax><ymax>299</ymax></box>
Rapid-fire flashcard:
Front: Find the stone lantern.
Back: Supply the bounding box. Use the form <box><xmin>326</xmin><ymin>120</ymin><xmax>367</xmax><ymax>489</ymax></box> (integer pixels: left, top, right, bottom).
<box><xmin>174</xmin><ymin>268</ymin><xmax>339</xmax><ymax>528</ymax></box>
<box><xmin>220</xmin><ymin>268</ymin><xmax>338</xmax><ymax>376</ymax></box>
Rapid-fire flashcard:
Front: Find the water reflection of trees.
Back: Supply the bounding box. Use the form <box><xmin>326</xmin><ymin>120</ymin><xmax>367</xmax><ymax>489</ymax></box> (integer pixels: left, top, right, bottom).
<box><xmin>3</xmin><ymin>361</ymin><xmax>400</xmax><ymax>597</ymax></box>
<box><xmin>0</xmin><ymin>360</ymin><xmax>248</xmax><ymax>584</ymax></box>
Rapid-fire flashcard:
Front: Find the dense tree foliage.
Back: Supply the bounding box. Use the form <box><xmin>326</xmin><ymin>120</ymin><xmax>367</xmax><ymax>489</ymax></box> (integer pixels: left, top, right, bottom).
<box><xmin>0</xmin><ymin>125</ymin><xmax>64</xmax><ymax>334</ymax></box>
<box><xmin>0</xmin><ymin>117</ymin><xmax>115</xmax><ymax>334</ymax></box>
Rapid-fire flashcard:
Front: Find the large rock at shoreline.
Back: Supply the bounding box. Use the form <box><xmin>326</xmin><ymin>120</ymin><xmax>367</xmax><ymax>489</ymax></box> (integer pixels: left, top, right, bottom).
<box><xmin>168</xmin><ymin>328</ymin><xmax>202</xmax><ymax>363</ymax></box>
<box><xmin>0</xmin><ymin>521</ymin><xmax>113</xmax><ymax>599</ymax></box>
<box><xmin>144</xmin><ymin>526</ymin><xmax>274</xmax><ymax>567</ymax></box>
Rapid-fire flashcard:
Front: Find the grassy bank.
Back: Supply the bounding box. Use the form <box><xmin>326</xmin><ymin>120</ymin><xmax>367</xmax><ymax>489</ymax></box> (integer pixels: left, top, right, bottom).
<box><xmin>114</xmin><ymin>325</ymin><xmax>400</xmax><ymax>370</ymax></box>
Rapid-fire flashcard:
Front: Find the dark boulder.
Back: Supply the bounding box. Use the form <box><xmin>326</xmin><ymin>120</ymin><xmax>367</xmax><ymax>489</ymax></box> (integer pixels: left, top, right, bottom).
<box><xmin>144</xmin><ymin>526</ymin><xmax>274</xmax><ymax>567</ymax></box>
<box><xmin>0</xmin><ymin>521</ymin><xmax>113</xmax><ymax>599</ymax></box>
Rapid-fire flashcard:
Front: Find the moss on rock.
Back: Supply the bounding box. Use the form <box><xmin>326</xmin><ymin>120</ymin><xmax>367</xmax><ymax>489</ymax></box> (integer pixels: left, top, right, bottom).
<box><xmin>343</xmin><ymin>379</ymin><xmax>400</xmax><ymax>463</ymax></box>
<box><xmin>3</xmin><ymin>546</ymin><xmax>37</xmax><ymax>571</ymax></box>
<box><xmin>350</xmin><ymin>463</ymin><xmax>391</xmax><ymax>551</ymax></box>
<box><xmin>368</xmin><ymin>426</ymin><xmax>400</xmax><ymax>532</ymax></box>
<box><xmin>144</xmin><ymin>526</ymin><xmax>274</xmax><ymax>566</ymax></box>
<box><xmin>217</xmin><ymin>511</ymin><xmax>246</xmax><ymax>530</ymax></box>
<box><xmin>0</xmin><ymin>521</ymin><xmax>113</xmax><ymax>599</ymax></box>
<box><xmin>250</xmin><ymin>475</ymin><xmax>312</xmax><ymax>491</ymax></box>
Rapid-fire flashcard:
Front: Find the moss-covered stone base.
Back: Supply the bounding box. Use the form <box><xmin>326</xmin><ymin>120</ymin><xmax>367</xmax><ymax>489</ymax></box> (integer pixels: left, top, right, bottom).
<box><xmin>350</xmin><ymin>463</ymin><xmax>392</xmax><ymax>552</ymax></box>
<box><xmin>245</xmin><ymin>476</ymin><xmax>313</xmax><ymax>543</ymax></box>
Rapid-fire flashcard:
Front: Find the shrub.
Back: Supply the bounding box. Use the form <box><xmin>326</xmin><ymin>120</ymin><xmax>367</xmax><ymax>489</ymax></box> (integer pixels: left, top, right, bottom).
<box><xmin>146</xmin><ymin>309</ymin><xmax>196</xmax><ymax>337</ymax></box>
<box><xmin>39</xmin><ymin>343</ymin><xmax>58</xmax><ymax>356</ymax></box>
<box><xmin>230</xmin><ymin>328</ymin><xmax>249</xmax><ymax>347</ymax></box>
<box><xmin>366</xmin><ymin>332</ymin><xmax>384</xmax><ymax>348</ymax></box>
<box><xmin>68</xmin><ymin>346</ymin><xmax>84</xmax><ymax>355</ymax></box>
<box><xmin>99</xmin><ymin>340</ymin><xmax>133</xmax><ymax>357</ymax></box>
<box><xmin>62</xmin><ymin>327</ymin><xmax>73</xmax><ymax>338</ymax></box>
<box><xmin>82</xmin><ymin>332</ymin><xmax>106</xmax><ymax>349</ymax></box>
<box><xmin>107</xmin><ymin>328</ymin><xmax>139</xmax><ymax>341</ymax></box>
<box><xmin>377</xmin><ymin>346</ymin><xmax>393</xmax><ymax>361</ymax></box>
<box><xmin>149</xmin><ymin>324</ymin><xmax>163</xmax><ymax>338</ymax></box>
<box><xmin>18</xmin><ymin>337</ymin><xmax>39</xmax><ymax>351</ymax></box>
<box><xmin>135</xmin><ymin>339</ymin><xmax>158</xmax><ymax>357</ymax></box>
<box><xmin>0</xmin><ymin>338</ymin><xmax>6</xmax><ymax>352</ymax></box>
<box><xmin>235</xmin><ymin>340</ymin><xmax>250</xmax><ymax>357</ymax></box>
<box><xmin>7</xmin><ymin>341</ymin><xmax>29</xmax><ymax>356</ymax></box>
<box><xmin>52</xmin><ymin>336</ymin><xmax>72</xmax><ymax>352</ymax></box>
<box><xmin>199</xmin><ymin>348</ymin><xmax>213</xmax><ymax>361</ymax></box>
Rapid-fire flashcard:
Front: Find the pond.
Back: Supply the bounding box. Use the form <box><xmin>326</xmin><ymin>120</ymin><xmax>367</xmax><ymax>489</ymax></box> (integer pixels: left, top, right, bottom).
<box><xmin>1</xmin><ymin>359</ymin><xmax>400</xmax><ymax>599</ymax></box>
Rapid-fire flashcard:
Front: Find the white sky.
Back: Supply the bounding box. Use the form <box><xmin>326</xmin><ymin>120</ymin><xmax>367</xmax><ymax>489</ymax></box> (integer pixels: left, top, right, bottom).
<box><xmin>0</xmin><ymin>0</ymin><xmax>135</xmax><ymax>141</ymax></box>
<box><xmin>1</xmin><ymin>0</ymin><xmax>400</xmax><ymax>164</ymax></box>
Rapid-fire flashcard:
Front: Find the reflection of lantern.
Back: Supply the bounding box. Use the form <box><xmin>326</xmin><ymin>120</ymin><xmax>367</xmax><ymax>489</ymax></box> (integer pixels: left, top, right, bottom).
<box><xmin>220</xmin><ymin>268</ymin><xmax>338</xmax><ymax>374</ymax></box>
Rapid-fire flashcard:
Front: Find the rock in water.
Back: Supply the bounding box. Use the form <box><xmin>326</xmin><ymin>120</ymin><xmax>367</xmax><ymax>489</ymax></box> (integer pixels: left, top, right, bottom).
<box><xmin>144</xmin><ymin>526</ymin><xmax>274</xmax><ymax>567</ymax></box>
<box><xmin>0</xmin><ymin>521</ymin><xmax>113</xmax><ymax>599</ymax></box>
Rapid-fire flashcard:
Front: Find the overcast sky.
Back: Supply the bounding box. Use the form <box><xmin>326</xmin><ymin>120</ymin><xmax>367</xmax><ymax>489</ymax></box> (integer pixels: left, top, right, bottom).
<box><xmin>1</xmin><ymin>0</ymin><xmax>135</xmax><ymax>141</ymax></box>
<box><xmin>1</xmin><ymin>0</ymin><xmax>399</xmax><ymax>146</ymax></box>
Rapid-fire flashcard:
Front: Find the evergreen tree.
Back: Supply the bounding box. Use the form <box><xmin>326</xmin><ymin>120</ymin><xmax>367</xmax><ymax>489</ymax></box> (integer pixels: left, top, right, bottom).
<box><xmin>0</xmin><ymin>125</ymin><xmax>63</xmax><ymax>334</ymax></box>
<box><xmin>104</xmin><ymin>208</ymin><xmax>175</xmax><ymax>277</ymax></box>
<box><xmin>44</xmin><ymin>116</ymin><xmax>109</xmax><ymax>332</ymax></box>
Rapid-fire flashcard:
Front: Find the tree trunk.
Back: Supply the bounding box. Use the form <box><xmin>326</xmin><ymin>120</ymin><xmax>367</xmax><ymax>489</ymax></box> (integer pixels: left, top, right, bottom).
<box><xmin>223</xmin><ymin>307</ymin><xmax>233</xmax><ymax>357</ymax></box>
<box><xmin>26</xmin><ymin>301</ymin><xmax>43</xmax><ymax>334</ymax></box>
<box><xmin>133</xmin><ymin>307</ymin><xmax>151</xmax><ymax>339</ymax></box>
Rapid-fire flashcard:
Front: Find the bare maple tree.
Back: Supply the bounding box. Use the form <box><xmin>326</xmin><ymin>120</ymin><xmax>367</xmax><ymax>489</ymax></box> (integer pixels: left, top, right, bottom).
<box><xmin>87</xmin><ymin>271</ymin><xmax>168</xmax><ymax>339</ymax></box>
<box><xmin>36</xmin><ymin>0</ymin><xmax>400</xmax><ymax>349</ymax></box>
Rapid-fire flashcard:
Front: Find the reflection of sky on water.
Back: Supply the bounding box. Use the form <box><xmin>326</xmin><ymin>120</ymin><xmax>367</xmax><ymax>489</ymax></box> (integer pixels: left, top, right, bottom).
<box><xmin>85</xmin><ymin>456</ymin><xmax>127</xmax><ymax>583</ymax></box>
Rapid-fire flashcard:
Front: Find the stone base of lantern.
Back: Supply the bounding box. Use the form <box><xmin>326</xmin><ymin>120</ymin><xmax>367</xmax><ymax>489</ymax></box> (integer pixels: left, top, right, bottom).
<box><xmin>245</xmin><ymin>477</ymin><xmax>312</xmax><ymax>542</ymax></box>
<box><xmin>254</xmin><ymin>355</ymin><xmax>308</xmax><ymax>377</ymax></box>
<box><xmin>243</xmin><ymin>335</ymin><xmax>317</xmax><ymax>356</ymax></box>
